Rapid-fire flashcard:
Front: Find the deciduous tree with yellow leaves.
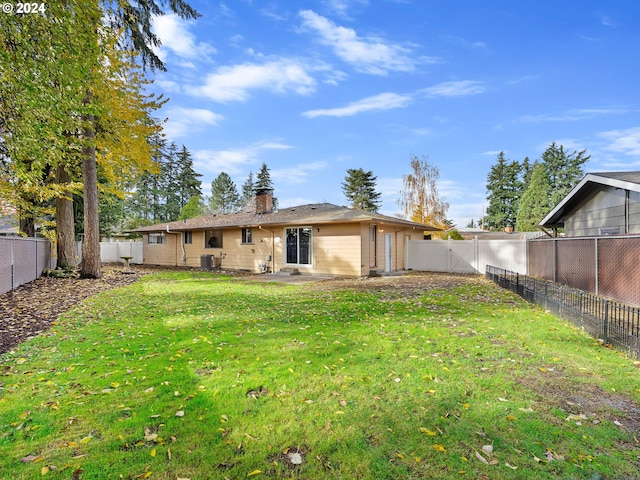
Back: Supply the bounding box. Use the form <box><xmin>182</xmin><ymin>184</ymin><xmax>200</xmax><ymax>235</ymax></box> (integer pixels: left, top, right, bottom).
<box><xmin>397</xmin><ymin>154</ymin><xmax>449</xmax><ymax>235</ymax></box>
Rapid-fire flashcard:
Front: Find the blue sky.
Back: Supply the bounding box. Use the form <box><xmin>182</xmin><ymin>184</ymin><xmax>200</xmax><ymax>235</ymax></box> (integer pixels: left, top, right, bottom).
<box><xmin>149</xmin><ymin>0</ymin><xmax>640</xmax><ymax>226</ymax></box>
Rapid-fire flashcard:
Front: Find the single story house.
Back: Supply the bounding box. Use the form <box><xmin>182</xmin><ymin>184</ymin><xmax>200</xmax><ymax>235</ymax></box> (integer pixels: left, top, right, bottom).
<box><xmin>133</xmin><ymin>192</ymin><xmax>439</xmax><ymax>276</ymax></box>
<box><xmin>539</xmin><ymin>171</ymin><xmax>640</xmax><ymax>237</ymax></box>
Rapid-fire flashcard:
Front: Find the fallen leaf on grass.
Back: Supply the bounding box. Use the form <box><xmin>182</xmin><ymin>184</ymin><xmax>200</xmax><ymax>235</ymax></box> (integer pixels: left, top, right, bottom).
<box><xmin>432</xmin><ymin>444</ymin><xmax>446</xmax><ymax>452</ymax></box>
<box><xmin>20</xmin><ymin>455</ymin><xmax>42</xmax><ymax>463</ymax></box>
<box><xmin>175</xmin><ymin>410</ymin><xmax>185</xmax><ymax>417</ymax></box>
<box><xmin>247</xmin><ymin>470</ymin><xmax>261</xmax><ymax>476</ymax></box>
<box><xmin>481</xmin><ymin>445</ymin><xmax>493</xmax><ymax>455</ymax></box>
<box><xmin>475</xmin><ymin>451</ymin><xmax>489</xmax><ymax>465</ymax></box>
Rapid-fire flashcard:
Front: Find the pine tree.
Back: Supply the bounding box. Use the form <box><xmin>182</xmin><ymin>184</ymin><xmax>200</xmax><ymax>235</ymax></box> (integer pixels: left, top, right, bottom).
<box><xmin>542</xmin><ymin>142</ymin><xmax>590</xmax><ymax>206</ymax></box>
<box><xmin>485</xmin><ymin>152</ymin><xmax>523</xmax><ymax>230</ymax></box>
<box><xmin>210</xmin><ymin>172</ymin><xmax>241</xmax><ymax>214</ymax></box>
<box><xmin>241</xmin><ymin>172</ymin><xmax>255</xmax><ymax>200</ymax></box>
<box><xmin>176</xmin><ymin>145</ymin><xmax>202</xmax><ymax>209</ymax></box>
<box><xmin>342</xmin><ymin>168</ymin><xmax>382</xmax><ymax>212</ymax></box>
<box><xmin>161</xmin><ymin>142</ymin><xmax>181</xmax><ymax>221</ymax></box>
<box><xmin>516</xmin><ymin>162</ymin><xmax>552</xmax><ymax>231</ymax></box>
<box><xmin>255</xmin><ymin>163</ymin><xmax>274</xmax><ymax>190</ymax></box>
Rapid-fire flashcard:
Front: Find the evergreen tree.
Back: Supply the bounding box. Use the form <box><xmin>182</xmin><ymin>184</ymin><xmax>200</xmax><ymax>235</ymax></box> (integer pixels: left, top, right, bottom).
<box><xmin>241</xmin><ymin>172</ymin><xmax>255</xmax><ymax>200</ymax></box>
<box><xmin>342</xmin><ymin>168</ymin><xmax>382</xmax><ymax>212</ymax></box>
<box><xmin>210</xmin><ymin>172</ymin><xmax>241</xmax><ymax>214</ymax></box>
<box><xmin>542</xmin><ymin>142</ymin><xmax>590</xmax><ymax>206</ymax></box>
<box><xmin>516</xmin><ymin>162</ymin><xmax>552</xmax><ymax>231</ymax></box>
<box><xmin>176</xmin><ymin>145</ymin><xmax>202</xmax><ymax>209</ymax></box>
<box><xmin>161</xmin><ymin>142</ymin><xmax>181</xmax><ymax>221</ymax></box>
<box><xmin>255</xmin><ymin>162</ymin><xmax>274</xmax><ymax>190</ymax></box>
<box><xmin>485</xmin><ymin>152</ymin><xmax>523</xmax><ymax>230</ymax></box>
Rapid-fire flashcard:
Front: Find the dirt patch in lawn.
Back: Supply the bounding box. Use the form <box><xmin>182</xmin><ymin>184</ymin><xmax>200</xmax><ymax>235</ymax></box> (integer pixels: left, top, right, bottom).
<box><xmin>517</xmin><ymin>369</ymin><xmax>640</xmax><ymax>436</ymax></box>
<box><xmin>303</xmin><ymin>271</ymin><xmax>483</xmax><ymax>297</ymax></box>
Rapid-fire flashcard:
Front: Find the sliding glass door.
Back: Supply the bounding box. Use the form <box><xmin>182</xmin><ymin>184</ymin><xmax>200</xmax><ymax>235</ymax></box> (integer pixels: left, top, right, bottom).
<box><xmin>285</xmin><ymin>227</ymin><xmax>312</xmax><ymax>265</ymax></box>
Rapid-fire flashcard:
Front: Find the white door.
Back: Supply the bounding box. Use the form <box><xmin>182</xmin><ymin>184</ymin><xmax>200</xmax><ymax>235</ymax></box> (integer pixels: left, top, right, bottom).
<box><xmin>384</xmin><ymin>234</ymin><xmax>392</xmax><ymax>272</ymax></box>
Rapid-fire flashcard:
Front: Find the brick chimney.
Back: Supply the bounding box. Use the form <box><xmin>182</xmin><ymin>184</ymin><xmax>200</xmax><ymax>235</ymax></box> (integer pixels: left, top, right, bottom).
<box><xmin>255</xmin><ymin>188</ymin><xmax>274</xmax><ymax>214</ymax></box>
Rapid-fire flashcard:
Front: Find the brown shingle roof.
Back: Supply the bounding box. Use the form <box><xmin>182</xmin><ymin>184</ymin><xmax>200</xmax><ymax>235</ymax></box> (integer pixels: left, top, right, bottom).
<box><xmin>132</xmin><ymin>203</ymin><xmax>439</xmax><ymax>233</ymax></box>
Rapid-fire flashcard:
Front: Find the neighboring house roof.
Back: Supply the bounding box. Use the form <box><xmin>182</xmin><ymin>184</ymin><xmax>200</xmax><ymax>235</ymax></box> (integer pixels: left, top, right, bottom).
<box><xmin>0</xmin><ymin>213</ymin><xmax>18</xmax><ymax>235</ymax></box>
<box><xmin>540</xmin><ymin>172</ymin><xmax>640</xmax><ymax>228</ymax></box>
<box><xmin>455</xmin><ymin>228</ymin><xmax>540</xmax><ymax>240</ymax></box>
<box><xmin>132</xmin><ymin>203</ymin><xmax>440</xmax><ymax>233</ymax></box>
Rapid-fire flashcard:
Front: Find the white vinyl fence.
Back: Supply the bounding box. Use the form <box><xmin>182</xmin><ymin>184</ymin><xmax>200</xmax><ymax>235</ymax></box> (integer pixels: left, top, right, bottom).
<box><xmin>76</xmin><ymin>241</ymin><xmax>143</xmax><ymax>264</ymax></box>
<box><xmin>0</xmin><ymin>237</ymin><xmax>53</xmax><ymax>294</ymax></box>
<box><xmin>406</xmin><ymin>238</ymin><xmax>528</xmax><ymax>275</ymax></box>
<box><xmin>100</xmin><ymin>241</ymin><xmax>143</xmax><ymax>264</ymax></box>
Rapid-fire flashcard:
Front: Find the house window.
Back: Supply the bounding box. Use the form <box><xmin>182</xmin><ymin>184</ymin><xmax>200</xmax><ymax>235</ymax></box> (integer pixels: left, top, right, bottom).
<box><xmin>286</xmin><ymin>227</ymin><xmax>312</xmax><ymax>265</ymax></box>
<box><xmin>205</xmin><ymin>230</ymin><xmax>223</xmax><ymax>248</ymax></box>
<box><xmin>148</xmin><ymin>233</ymin><xmax>165</xmax><ymax>244</ymax></box>
<box><xmin>242</xmin><ymin>227</ymin><xmax>253</xmax><ymax>244</ymax></box>
<box><xmin>184</xmin><ymin>231</ymin><xmax>192</xmax><ymax>244</ymax></box>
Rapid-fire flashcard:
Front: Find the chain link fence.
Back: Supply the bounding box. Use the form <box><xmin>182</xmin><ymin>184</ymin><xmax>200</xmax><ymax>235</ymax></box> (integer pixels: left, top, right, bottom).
<box><xmin>0</xmin><ymin>237</ymin><xmax>53</xmax><ymax>294</ymax></box>
<box><xmin>486</xmin><ymin>265</ymin><xmax>640</xmax><ymax>359</ymax></box>
<box><xmin>529</xmin><ymin>236</ymin><xmax>640</xmax><ymax>306</ymax></box>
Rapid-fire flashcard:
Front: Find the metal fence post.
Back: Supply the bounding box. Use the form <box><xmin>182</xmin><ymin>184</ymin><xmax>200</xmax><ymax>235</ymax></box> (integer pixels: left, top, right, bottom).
<box><xmin>594</xmin><ymin>238</ymin><xmax>599</xmax><ymax>296</ymax></box>
<box><xmin>604</xmin><ymin>300</ymin><xmax>609</xmax><ymax>343</ymax></box>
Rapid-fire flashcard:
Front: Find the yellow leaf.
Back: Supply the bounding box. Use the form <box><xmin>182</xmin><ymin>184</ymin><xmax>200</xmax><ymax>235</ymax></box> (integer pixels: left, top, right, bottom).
<box><xmin>506</xmin><ymin>415</ymin><xmax>517</xmax><ymax>421</ymax></box>
<box><xmin>41</xmin><ymin>466</ymin><xmax>49</xmax><ymax>475</ymax></box>
<box><xmin>397</xmin><ymin>453</ymin><xmax>404</xmax><ymax>459</ymax></box>
<box><xmin>150</xmin><ymin>448</ymin><xmax>156</xmax><ymax>457</ymax></box>
<box><xmin>433</xmin><ymin>444</ymin><xmax>446</xmax><ymax>452</ymax></box>
<box><xmin>419</xmin><ymin>427</ymin><xmax>437</xmax><ymax>436</ymax></box>
<box><xmin>247</xmin><ymin>470</ymin><xmax>261</xmax><ymax>477</ymax></box>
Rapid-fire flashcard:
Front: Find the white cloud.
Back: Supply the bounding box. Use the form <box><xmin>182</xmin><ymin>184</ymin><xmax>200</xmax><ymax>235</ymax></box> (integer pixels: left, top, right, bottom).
<box><xmin>323</xmin><ymin>0</ymin><xmax>369</xmax><ymax>18</ymax></box>
<box><xmin>517</xmin><ymin>107</ymin><xmax>627</xmax><ymax>123</ymax></box>
<box><xmin>303</xmin><ymin>92</ymin><xmax>412</xmax><ymax>118</ymax></box>
<box><xmin>299</xmin><ymin>10</ymin><xmax>428</xmax><ymax>75</ymax></box>
<box><xmin>421</xmin><ymin>80</ymin><xmax>485</xmax><ymax>97</ymax></box>
<box><xmin>189</xmin><ymin>59</ymin><xmax>317</xmax><ymax>103</ymax></box>
<box><xmin>162</xmin><ymin>107</ymin><xmax>223</xmax><ymax>139</ymax></box>
<box><xmin>271</xmin><ymin>161</ymin><xmax>329</xmax><ymax>184</ymax></box>
<box><xmin>193</xmin><ymin>141</ymin><xmax>294</xmax><ymax>177</ymax></box>
<box><xmin>599</xmin><ymin>127</ymin><xmax>640</xmax><ymax>156</ymax></box>
<box><xmin>152</xmin><ymin>14</ymin><xmax>216</xmax><ymax>63</ymax></box>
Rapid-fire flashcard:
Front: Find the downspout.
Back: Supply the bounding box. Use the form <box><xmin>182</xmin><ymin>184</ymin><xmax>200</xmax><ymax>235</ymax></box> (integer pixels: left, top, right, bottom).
<box><xmin>166</xmin><ymin>225</ymin><xmax>181</xmax><ymax>267</ymax></box>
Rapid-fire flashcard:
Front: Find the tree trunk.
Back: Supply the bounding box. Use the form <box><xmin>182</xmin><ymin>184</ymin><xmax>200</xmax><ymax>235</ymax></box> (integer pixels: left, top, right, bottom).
<box><xmin>55</xmin><ymin>165</ymin><xmax>78</xmax><ymax>269</ymax></box>
<box><xmin>80</xmin><ymin>111</ymin><xmax>101</xmax><ymax>279</ymax></box>
<box><xmin>18</xmin><ymin>215</ymin><xmax>35</xmax><ymax>237</ymax></box>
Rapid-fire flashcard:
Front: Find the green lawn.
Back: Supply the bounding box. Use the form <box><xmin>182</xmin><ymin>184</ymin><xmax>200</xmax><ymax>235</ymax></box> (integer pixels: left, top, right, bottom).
<box><xmin>1</xmin><ymin>271</ymin><xmax>639</xmax><ymax>479</ymax></box>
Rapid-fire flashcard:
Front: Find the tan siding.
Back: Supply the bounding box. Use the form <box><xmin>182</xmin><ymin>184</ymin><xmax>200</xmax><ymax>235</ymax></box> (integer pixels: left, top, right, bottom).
<box><xmin>312</xmin><ymin>224</ymin><xmax>362</xmax><ymax>276</ymax></box>
<box><xmin>141</xmin><ymin>222</ymin><xmax>418</xmax><ymax>276</ymax></box>
<box><xmin>143</xmin><ymin>233</ymin><xmax>179</xmax><ymax>266</ymax></box>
